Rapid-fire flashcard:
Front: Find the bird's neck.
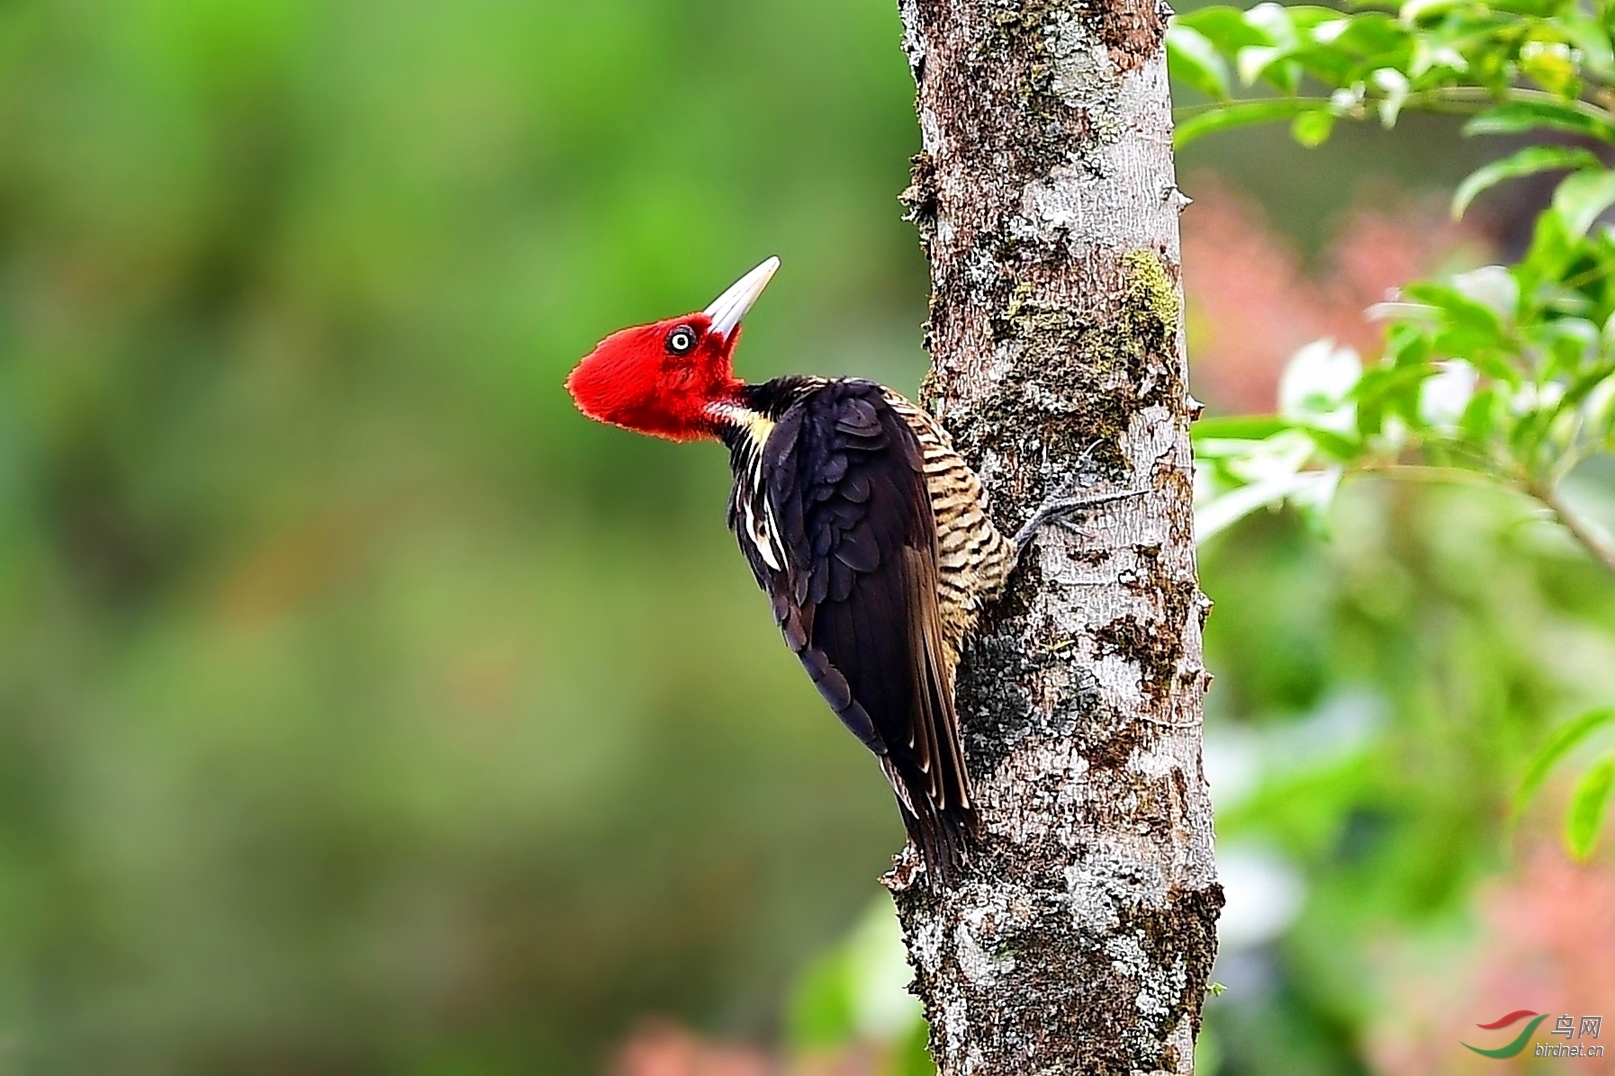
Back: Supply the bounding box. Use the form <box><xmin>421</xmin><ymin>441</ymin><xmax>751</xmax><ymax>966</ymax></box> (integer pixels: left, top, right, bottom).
<box><xmin>705</xmin><ymin>394</ymin><xmax>776</xmax><ymax>453</ymax></box>
<box><xmin>706</xmin><ymin>376</ymin><xmax>829</xmax><ymax>451</ymax></box>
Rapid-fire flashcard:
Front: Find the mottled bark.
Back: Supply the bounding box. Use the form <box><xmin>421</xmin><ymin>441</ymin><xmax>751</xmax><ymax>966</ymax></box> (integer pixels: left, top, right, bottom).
<box><xmin>886</xmin><ymin>1</ymin><xmax>1221</xmax><ymax>1073</ymax></box>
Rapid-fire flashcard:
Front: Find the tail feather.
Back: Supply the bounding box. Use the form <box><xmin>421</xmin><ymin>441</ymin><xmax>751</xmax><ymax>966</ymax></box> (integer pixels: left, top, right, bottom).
<box><xmin>880</xmin><ymin>756</ymin><xmax>978</xmax><ymax>887</ymax></box>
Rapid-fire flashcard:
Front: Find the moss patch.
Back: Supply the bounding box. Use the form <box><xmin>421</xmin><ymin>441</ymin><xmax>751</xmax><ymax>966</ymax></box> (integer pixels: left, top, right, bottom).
<box><xmin>945</xmin><ymin>249</ymin><xmax>1184</xmax><ymax>491</ymax></box>
<box><xmin>1120</xmin><ymin>248</ymin><xmax>1178</xmax><ymax>348</ymax></box>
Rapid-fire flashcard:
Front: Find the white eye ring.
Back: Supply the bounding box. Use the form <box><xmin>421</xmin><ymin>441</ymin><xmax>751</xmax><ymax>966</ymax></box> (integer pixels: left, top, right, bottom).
<box><xmin>667</xmin><ymin>326</ymin><xmax>697</xmax><ymax>355</ymax></box>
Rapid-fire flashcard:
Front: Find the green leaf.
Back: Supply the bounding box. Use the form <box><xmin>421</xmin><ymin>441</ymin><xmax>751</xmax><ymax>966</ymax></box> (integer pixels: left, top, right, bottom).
<box><xmin>1417</xmin><ymin>361</ymin><xmax>1478</xmax><ymax>429</ymax></box>
<box><xmin>1450</xmin><ymin>265</ymin><xmax>1519</xmax><ymax>320</ymax></box>
<box><xmin>1452</xmin><ymin>146</ymin><xmax>1603</xmax><ymax>219</ymax></box>
<box><xmin>1515</xmin><ymin>707</ymin><xmax>1615</xmax><ymax>812</ymax></box>
<box><xmin>1566</xmin><ymin>754</ymin><xmax>1615</xmax><ymax>861</ymax></box>
<box><xmin>1518</xmin><ymin>206</ymin><xmax>1577</xmax><ymax>287</ymax></box>
<box><xmin>1293</xmin><ymin>466</ymin><xmax>1343</xmax><ymax>537</ymax></box>
<box><xmin>1460</xmin><ymin>383</ymin><xmax>1506</xmax><ymax>442</ymax></box>
<box><xmin>1244</xmin><ymin>2</ymin><xmax>1299</xmax><ymax>48</ymax></box>
<box><xmin>1408</xmin><ymin>34</ymin><xmax>1463</xmax><ymax>79</ymax></box>
<box><xmin>1197</xmin><ymin>470</ymin><xmax>1334</xmax><ymax>543</ymax></box>
<box><xmin>1379</xmin><ymin>322</ymin><xmax>1433</xmax><ymax>367</ymax></box>
<box><xmin>1279</xmin><ymin>339</ymin><xmax>1363</xmax><ymax>422</ymax></box>
<box><xmin>1552</xmin><ymin>168</ymin><xmax>1615</xmax><ymax>239</ymax></box>
<box><xmin>1368</xmin><ymin>300</ymin><xmax>1442</xmax><ymax>326</ymax></box>
<box><xmin>1236</xmin><ymin>44</ymin><xmax>1286</xmax><ymax>86</ymax></box>
<box><xmin>1355</xmin><ymin>363</ymin><xmax>1439</xmax><ymax>433</ymax></box>
<box><xmin>1519</xmin><ymin>39</ymin><xmax>1581</xmax><ymax>97</ymax></box>
<box><xmin>1532</xmin><ymin>316</ymin><xmax>1601</xmax><ymax>379</ymax></box>
<box><xmin>1289</xmin><ymin>42</ymin><xmax>1357</xmax><ymax>85</ymax></box>
<box><xmin>1399</xmin><ymin>0</ymin><xmax>1464</xmax><ymax>21</ymax></box>
<box><xmin>1559</xmin><ymin>360</ymin><xmax>1615</xmax><ymax>413</ymax></box>
<box><xmin>1329</xmin><ymin>14</ymin><xmax>1406</xmax><ymax>58</ymax></box>
<box><xmin>1175</xmin><ymin>99</ymin><xmax>1328</xmax><ymax>147</ymax></box>
<box><xmin>1296</xmin><ymin>424</ymin><xmax>1364</xmax><ymax>460</ymax></box>
<box><xmin>1283</xmin><ymin>5</ymin><xmax>1352</xmax><ymax>31</ymax></box>
<box><xmin>1168</xmin><ymin>25</ymin><xmax>1232</xmax><ymax>100</ymax></box>
<box><xmin>1291</xmin><ymin>108</ymin><xmax>1336</xmax><ymax>146</ymax></box>
<box><xmin>1464</xmin><ymin>101</ymin><xmax>1615</xmax><ymax>144</ymax></box>
<box><xmin>1263</xmin><ymin>58</ymin><xmax>1304</xmax><ymax>95</ymax></box>
<box><xmin>1562</xmin><ymin>15</ymin><xmax>1615</xmax><ymax>81</ymax></box>
<box><xmin>1192</xmin><ymin>416</ymin><xmax>1294</xmax><ymax>439</ymax></box>
<box><xmin>1487</xmin><ymin>0</ymin><xmax>1565</xmax><ymax>15</ymax></box>
<box><xmin>1401</xmin><ymin>281</ymin><xmax>1506</xmax><ymax>335</ymax></box>
<box><xmin>1175</xmin><ymin>6</ymin><xmax>1273</xmax><ymax>52</ymax></box>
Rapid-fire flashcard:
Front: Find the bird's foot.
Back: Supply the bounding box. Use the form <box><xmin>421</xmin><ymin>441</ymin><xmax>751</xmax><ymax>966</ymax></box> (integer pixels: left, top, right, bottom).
<box><xmin>1011</xmin><ymin>485</ymin><xmax>1148</xmax><ymax>556</ymax></box>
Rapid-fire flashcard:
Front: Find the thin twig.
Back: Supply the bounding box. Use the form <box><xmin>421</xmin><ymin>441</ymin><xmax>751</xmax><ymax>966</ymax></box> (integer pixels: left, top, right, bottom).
<box><xmin>1355</xmin><ymin>463</ymin><xmax>1615</xmax><ymax>575</ymax></box>
<box><xmin>1350</xmin><ymin>462</ymin><xmax>1510</xmax><ymax>491</ymax></box>
<box><xmin>1425</xmin><ymin>84</ymin><xmax>1615</xmax><ymax>127</ymax></box>
<box><xmin>1173</xmin><ymin>85</ymin><xmax>1615</xmax><ymax>139</ymax></box>
<box><xmin>1528</xmin><ymin>480</ymin><xmax>1615</xmax><ymax>577</ymax></box>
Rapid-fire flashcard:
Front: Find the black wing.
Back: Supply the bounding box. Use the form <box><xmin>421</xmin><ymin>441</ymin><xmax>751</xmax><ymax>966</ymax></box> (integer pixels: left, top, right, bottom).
<box><xmin>742</xmin><ymin>379</ymin><xmax>974</xmax><ymax>880</ymax></box>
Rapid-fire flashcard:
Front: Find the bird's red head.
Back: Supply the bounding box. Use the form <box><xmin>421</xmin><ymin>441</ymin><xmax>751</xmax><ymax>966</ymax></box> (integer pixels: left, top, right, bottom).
<box><xmin>566</xmin><ymin>257</ymin><xmax>779</xmax><ymax>441</ymax></box>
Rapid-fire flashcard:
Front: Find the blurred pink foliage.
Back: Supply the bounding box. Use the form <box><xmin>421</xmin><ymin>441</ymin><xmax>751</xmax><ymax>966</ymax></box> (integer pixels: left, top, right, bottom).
<box><xmin>1181</xmin><ymin>174</ymin><xmax>1486</xmax><ymax>415</ymax></box>
<box><xmin>1370</xmin><ymin>848</ymin><xmax>1615</xmax><ymax>1074</ymax></box>
<box><xmin>613</xmin><ymin>1019</ymin><xmax>777</xmax><ymax>1076</ymax></box>
<box><xmin>612</xmin><ymin>1018</ymin><xmax>887</xmax><ymax>1076</ymax></box>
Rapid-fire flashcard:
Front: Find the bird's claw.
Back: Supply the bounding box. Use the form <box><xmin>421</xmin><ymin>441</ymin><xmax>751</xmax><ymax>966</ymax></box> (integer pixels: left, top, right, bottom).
<box><xmin>1012</xmin><ymin>485</ymin><xmax>1147</xmax><ymax>554</ymax></box>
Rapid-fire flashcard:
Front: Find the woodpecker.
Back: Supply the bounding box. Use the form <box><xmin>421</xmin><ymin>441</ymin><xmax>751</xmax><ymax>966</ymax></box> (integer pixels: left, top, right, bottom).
<box><xmin>566</xmin><ymin>258</ymin><xmax>1116</xmax><ymax>885</ymax></box>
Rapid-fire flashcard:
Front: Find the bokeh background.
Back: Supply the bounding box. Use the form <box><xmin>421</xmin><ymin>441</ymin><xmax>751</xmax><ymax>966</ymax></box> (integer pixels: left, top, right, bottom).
<box><xmin>1</xmin><ymin>1</ymin><xmax>1613</xmax><ymax>1074</ymax></box>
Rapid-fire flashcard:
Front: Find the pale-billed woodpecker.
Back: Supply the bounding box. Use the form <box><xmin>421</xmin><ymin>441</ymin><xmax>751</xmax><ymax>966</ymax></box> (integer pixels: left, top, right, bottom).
<box><xmin>566</xmin><ymin>258</ymin><xmax>1120</xmax><ymax>885</ymax></box>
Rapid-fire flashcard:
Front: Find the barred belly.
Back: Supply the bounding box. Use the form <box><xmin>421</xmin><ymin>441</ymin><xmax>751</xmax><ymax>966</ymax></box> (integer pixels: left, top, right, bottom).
<box><xmin>882</xmin><ymin>392</ymin><xmax>1016</xmax><ymax>656</ymax></box>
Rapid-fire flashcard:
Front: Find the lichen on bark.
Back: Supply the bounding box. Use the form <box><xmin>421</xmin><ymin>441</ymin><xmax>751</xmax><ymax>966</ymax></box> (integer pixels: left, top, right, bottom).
<box><xmin>888</xmin><ymin>0</ymin><xmax>1220</xmax><ymax>1072</ymax></box>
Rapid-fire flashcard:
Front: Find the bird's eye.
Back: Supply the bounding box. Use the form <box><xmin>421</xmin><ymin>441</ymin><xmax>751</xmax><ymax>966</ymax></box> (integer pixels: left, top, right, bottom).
<box><xmin>666</xmin><ymin>326</ymin><xmax>698</xmax><ymax>356</ymax></box>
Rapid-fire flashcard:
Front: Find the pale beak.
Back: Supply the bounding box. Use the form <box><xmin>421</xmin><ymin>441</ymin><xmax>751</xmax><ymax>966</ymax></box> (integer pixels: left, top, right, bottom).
<box><xmin>704</xmin><ymin>256</ymin><xmax>780</xmax><ymax>343</ymax></box>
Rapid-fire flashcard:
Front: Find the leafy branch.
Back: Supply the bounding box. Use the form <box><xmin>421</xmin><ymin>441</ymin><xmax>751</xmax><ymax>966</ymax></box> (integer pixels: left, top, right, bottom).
<box><xmin>1174</xmin><ymin>0</ymin><xmax>1615</xmax><ymax>855</ymax></box>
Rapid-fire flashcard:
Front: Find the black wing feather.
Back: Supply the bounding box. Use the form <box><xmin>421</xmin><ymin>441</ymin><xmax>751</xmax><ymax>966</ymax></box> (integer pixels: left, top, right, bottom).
<box><xmin>736</xmin><ymin>379</ymin><xmax>975</xmax><ymax>884</ymax></box>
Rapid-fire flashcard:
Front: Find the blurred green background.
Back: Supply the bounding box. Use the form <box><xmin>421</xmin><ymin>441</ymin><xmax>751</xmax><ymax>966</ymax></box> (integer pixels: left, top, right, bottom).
<box><xmin>2</xmin><ymin>2</ymin><xmax>1612</xmax><ymax>1074</ymax></box>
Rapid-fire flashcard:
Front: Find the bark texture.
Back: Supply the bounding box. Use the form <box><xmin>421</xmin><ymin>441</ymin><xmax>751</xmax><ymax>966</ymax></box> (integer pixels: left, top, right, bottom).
<box><xmin>886</xmin><ymin>1</ymin><xmax>1222</xmax><ymax>1072</ymax></box>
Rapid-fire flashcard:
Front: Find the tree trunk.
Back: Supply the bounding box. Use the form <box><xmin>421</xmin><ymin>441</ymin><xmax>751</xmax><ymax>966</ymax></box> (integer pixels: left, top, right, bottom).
<box><xmin>886</xmin><ymin>1</ymin><xmax>1222</xmax><ymax>1073</ymax></box>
